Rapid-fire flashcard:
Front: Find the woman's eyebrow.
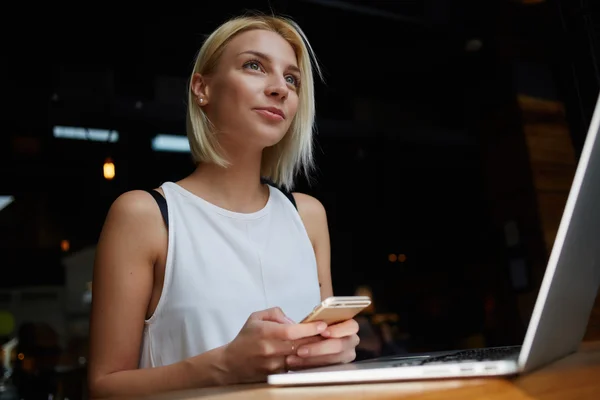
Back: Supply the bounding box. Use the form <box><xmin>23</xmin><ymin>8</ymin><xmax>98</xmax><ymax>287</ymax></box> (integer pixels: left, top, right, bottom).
<box><xmin>237</xmin><ymin>50</ymin><xmax>300</xmax><ymax>74</ymax></box>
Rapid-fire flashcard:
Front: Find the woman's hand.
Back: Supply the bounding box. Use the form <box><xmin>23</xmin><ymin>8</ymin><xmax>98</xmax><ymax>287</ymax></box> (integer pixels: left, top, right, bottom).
<box><xmin>220</xmin><ymin>307</ymin><xmax>327</xmax><ymax>384</ymax></box>
<box><xmin>285</xmin><ymin>318</ymin><xmax>360</xmax><ymax>370</ymax></box>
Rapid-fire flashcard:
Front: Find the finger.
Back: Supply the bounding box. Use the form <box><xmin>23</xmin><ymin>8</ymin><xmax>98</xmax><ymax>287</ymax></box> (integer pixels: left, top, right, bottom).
<box><xmin>321</xmin><ymin>318</ymin><xmax>359</xmax><ymax>338</ymax></box>
<box><xmin>286</xmin><ymin>348</ymin><xmax>357</xmax><ymax>369</ymax></box>
<box><xmin>265</xmin><ymin>320</ymin><xmax>327</xmax><ymax>341</ymax></box>
<box><xmin>296</xmin><ymin>337</ymin><xmax>344</xmax><ymax>358</ymax></box>
<box><xmin>253</xmin><ymin>307</ymin><xmax>295</xmax><ymax>324</ymax></box>
<box><xmin>296</xmin><ymin>335</ymin><xmax>359</xmax><ymax>358</ymax></box>
<box><xmin>289</xmin><ymin>336</ymin><xmax>324</xmax><ymax>358</ymax></box>
<box><xmin>293</xmin><ymin>335</ymin><xmax>325</xmax><ymax>348</ymax></box>
<box><xmin>257</xmin><ymin>339</ymin><xmax>297</xmax><ymax>357</ymax></box>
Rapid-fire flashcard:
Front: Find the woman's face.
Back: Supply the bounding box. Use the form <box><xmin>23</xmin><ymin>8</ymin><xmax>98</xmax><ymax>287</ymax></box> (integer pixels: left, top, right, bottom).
<box><xmin>193</xmin><ymin>29</ymin><xmax>301</xmax><ymax>152</ymax></box>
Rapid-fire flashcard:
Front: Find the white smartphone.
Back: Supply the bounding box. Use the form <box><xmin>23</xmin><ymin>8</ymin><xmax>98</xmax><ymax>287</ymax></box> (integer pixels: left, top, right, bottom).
<box><xmin>300</xmin><ymin>296</ymin><xmax>372</xmax><ymax>325</ymax></box>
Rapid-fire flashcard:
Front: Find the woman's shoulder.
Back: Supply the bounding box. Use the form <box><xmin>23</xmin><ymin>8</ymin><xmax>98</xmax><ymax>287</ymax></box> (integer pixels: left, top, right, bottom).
<box><xmin>291</xmin><ymin>192</ymin><xmax>326</xmax><ymax>220</ymax></box>
<box><xmin>291</xmin><ymin>192</ymin><xmax>328</xmax><ymax>244</ymax></box>
<box><xmin>101</xmin><ymin>190</ymin><xmax>167</xmax><ymax>239</ymax></box>
<box><xmin>108</xmin><ymin>190</ymin><xmax>163</xmax><ymax>219</ymax></box>
<box><xmin>96</xmin><ymin>190</ymin><xmax>166</xmax><ymax>259</ymax></box>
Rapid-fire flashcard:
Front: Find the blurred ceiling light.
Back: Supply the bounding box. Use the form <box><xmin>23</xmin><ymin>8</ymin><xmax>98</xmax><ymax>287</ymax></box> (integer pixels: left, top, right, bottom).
<box><xmin>61</xmin><ymin>239</ymin><xmax>70</xmax><ymax>252</ymax></box>
<box><xmin>53</xmin><ymin>125</ymin><xmax>119</xmax><ymax>142</ymax></box>
<box><xmin>103</xmin><ymin>158</ymin><xmax>116</xmax><ymax>180</ymax></box>
<box><xmin>152</xmin><ymin>134</ymin><xmax>191</xmax><ymax>153</ymax></box>
<box><xmin>0</xmin><ymin>196</ymin><xmax>14</xmax><ymax>212</ymax></box>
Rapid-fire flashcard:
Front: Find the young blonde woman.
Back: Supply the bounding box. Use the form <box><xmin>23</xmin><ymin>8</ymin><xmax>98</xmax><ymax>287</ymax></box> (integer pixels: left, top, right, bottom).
<box><xmin>88</xmin><ymin>14</ymin><xmax>360</xmax><ymax>397</ymax></box>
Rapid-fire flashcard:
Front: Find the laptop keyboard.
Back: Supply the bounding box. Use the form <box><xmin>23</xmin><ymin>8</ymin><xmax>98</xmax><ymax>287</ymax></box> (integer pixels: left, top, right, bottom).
<box><xmin>388</xmin><ymin>346</ymin><xmax>522</xmax><ymax>367</ymax></box>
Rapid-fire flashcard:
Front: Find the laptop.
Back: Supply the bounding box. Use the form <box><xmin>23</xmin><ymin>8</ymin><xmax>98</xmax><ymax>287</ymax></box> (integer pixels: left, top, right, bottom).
<box><xmin>268</xmin><ymin>92</ymin><xmax>600</xmax><ymax>386</ymax></box>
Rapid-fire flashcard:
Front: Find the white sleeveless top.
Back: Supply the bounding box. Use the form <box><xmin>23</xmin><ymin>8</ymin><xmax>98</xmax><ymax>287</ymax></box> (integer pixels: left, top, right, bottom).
<box><xmin>138</xmin><ymin>181</ymin><xmax>322</xmax><ymax>368</ymax></box>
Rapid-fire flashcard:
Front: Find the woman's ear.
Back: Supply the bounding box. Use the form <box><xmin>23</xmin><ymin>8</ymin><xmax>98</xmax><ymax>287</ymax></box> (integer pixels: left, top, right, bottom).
<box><xmin>191</xmin><ymin>73</ymin><xmax>209</xmax><ymax>106</ymax></box>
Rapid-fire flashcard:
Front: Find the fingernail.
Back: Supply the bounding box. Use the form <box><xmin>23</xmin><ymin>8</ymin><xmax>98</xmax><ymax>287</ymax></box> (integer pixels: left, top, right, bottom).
<box><xmin>317</xmin><ymin>322</ymin><xmax>327</xmax><ymax>332</ymax></box>
<box><xmin>298</xmin><ymin>347</ymin><xmax>309</xmax><ymax>357</ymax></box>
<box><xmin>321</xmin><ymin>330</ymin><xmax>331</xmax><ymax>337</ymax></box>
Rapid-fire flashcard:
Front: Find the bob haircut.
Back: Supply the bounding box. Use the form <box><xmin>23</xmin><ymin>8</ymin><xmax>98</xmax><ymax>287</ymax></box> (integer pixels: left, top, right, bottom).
<box><xmin>186</xmin><ymin>14</ymin><xmax>322</xmax><ymax>190</ymax></box>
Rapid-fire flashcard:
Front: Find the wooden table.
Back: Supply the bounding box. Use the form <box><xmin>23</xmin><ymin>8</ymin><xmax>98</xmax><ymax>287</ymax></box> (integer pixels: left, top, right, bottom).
<box><xmin>146</xmin><ymin>341</ymin><xmax>600</xmax><ymax>399</ymax></box>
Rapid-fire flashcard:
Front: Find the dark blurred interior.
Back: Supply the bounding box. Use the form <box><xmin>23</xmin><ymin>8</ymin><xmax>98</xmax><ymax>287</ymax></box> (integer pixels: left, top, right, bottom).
<box><xmin>2</xmin><ymin>0</ymin><xmax>600</xmax><ymax>398</ymax></box>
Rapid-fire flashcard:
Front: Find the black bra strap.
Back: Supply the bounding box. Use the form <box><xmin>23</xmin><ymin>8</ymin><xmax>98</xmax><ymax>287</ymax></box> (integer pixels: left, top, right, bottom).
<box><xmin>285</xmin><ymin>190</ymin><xmax>297</xmax><ymax>210</ymax></box>
<box><xmin>146</xmin><ymin>189</ymin><xmax>169</xmax><ymax>228</ymax></box>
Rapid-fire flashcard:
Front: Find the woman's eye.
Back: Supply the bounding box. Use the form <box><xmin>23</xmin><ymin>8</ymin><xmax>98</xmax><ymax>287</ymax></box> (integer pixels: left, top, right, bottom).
<box><xmin>245</xmin><ymin>61</ymin><xmax>261</xmax><ymax>71</ymax></box>
<box><xmin>286</xmin><ymin>75</ymin><xmax>298</xmax><ymax>86</ymax></box>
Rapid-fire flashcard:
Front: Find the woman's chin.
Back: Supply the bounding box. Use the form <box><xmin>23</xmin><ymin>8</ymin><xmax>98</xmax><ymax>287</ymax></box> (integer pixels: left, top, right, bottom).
<box><xmin>252</xmin><ymin>131</ymin><xmax>288</xmax><ymax>149</ymax></box>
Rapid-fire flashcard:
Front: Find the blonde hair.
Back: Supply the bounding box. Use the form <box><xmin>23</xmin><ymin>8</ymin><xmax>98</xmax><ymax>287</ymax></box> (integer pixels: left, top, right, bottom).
<box><xmin>186</xmin><ymin>14</ymin><xmax>322</xmax><ymax>190</ymax></box>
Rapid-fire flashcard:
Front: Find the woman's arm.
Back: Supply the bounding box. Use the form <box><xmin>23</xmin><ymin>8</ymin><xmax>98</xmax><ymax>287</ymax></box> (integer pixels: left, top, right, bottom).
<box><xmin>292</xmin><ymin>193</ymin><xmax>333</xmax><ymax>300</ymax></box>
<box><xmin>87</xmin><ymin>191</ymin><xmax>228</xmax><ymax>397</ymax></box>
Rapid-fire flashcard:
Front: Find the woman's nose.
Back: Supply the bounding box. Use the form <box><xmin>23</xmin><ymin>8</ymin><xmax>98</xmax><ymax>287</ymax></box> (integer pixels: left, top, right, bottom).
<box><xmin>264</xmin><ymin>76</ymin><xmax>289</xmax><ymax>100</ymax></box>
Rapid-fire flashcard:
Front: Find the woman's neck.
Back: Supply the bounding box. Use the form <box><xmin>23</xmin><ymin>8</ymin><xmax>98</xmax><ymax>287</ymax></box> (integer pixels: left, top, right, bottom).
<box><xmin>178</xmin><ymin>149</ymin><xmax>269</xmax><ymax>213</ymax></box>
